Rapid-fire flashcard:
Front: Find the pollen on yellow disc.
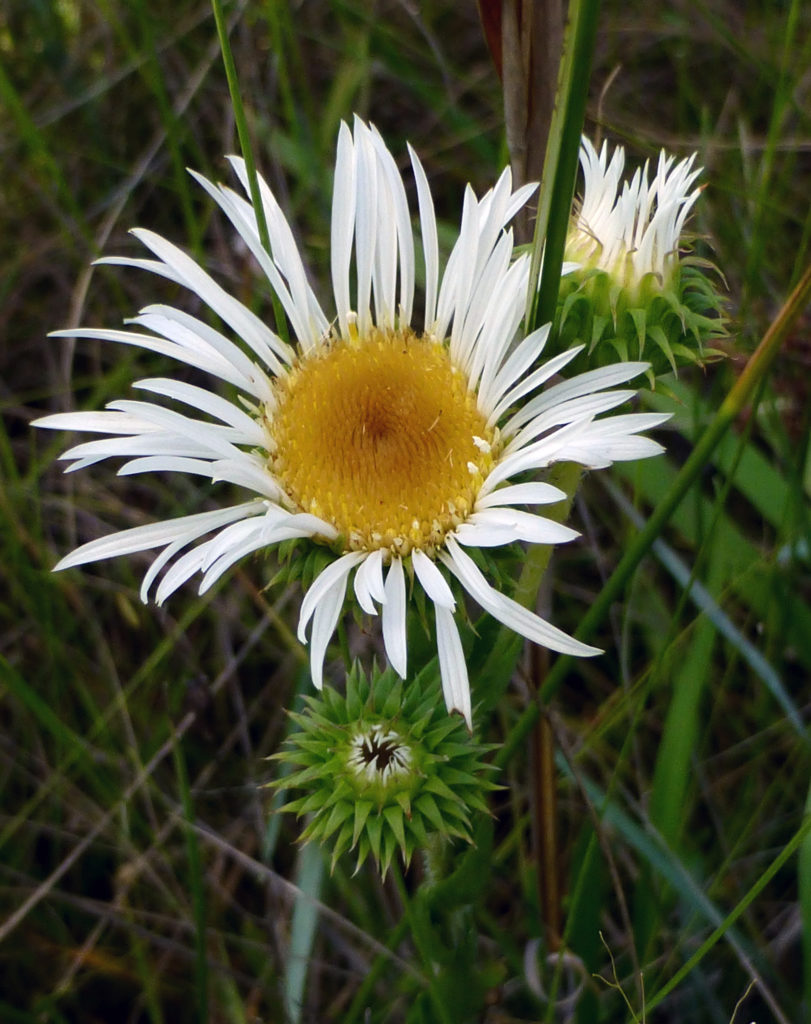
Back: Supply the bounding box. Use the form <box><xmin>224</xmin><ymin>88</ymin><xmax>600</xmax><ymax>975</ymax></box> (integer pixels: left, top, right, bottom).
<box><xmin>267</xmin><ymin>327</ymin><xmax>496</xmax><ymax>555</ymax></box>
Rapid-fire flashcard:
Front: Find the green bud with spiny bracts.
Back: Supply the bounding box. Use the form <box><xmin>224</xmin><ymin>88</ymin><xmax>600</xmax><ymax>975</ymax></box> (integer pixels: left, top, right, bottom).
<box><xmin>268</xmin><ymin>663</ymin><xmax>499</xmax><ymax>876</ymax></box>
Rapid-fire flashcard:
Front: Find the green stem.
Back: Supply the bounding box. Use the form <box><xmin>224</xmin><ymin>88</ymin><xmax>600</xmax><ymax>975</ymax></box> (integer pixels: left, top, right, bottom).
<box><xmin>210</xmin><ymin>0</ymin><xmax>289</xmax><ymax>342</ymax></box>
<box><xmin>499</xmin><ymin>259</ymin><xmax>811</xmax><ymax>769</ymax></box>
<box><xmin>526</xmin><ymin>0</ymin><xmax>601</xmax><ymax>335</ymax></box>
<box><xmin>644</xmin><ymin>813</ymin><xmax>811</xmax><ymax>1014</ymax></box>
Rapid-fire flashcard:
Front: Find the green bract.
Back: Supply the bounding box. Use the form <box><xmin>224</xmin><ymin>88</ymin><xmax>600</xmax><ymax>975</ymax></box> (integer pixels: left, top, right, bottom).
<box><xmin>269</xmin><ymin>664</ymin><xmax>498</xmax><ymax>875</ymax></box>
<box><xmin>557</xmin><ymin>256</ymin><xmax>728</xmax><ymax>378</ymax></box>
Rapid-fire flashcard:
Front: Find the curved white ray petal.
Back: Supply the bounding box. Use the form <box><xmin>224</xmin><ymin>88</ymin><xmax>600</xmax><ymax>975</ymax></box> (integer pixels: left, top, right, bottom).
<box><xmin>502</xmin><ymin>359</ymin><xmax>647</xmax><ymax>439</ymax></box>
<box><xmin>54</xmin><ymin>502</ymin><xmax>263</xmax><ymax>572</ymax></box>
<box><xmin>468</xmin><ymin>508</ymin><xmax>579</xmax><ymax>545</ymax></box>
<box><xmin>187</xmin><ymin>170</ymin><xmax>313</xmax><ymax>348</ymax></box>
<box><xmin>477</xmin><ymin>324</ymin><xmax>551</xmax><ymax>419</ymax></box>
<box><xmin>156</xmin><ymin>543</ymin><xmax>212</xmax><ymax>605</ymax></box>
<box><xmin>505</xmin><ymin>389</ymin><xmax>641</xmax><ymax>457</ymax></box>
<box><xmin>131</xmin><ymin>228</ymin><xmax>291</xmax><ymax>373</ymax></box>
<box><xmin>33</xmin><ymin>410</ymin><xmax>160</xmax><ymax>435</ymax></box>
<box><xmin>371</xmin><ymin>124</ymin><xmax>415</xmax><ymax>325</ymax></box>
<box><xmin>106</xmin><ymin>399</ymin><xmax>251</xmax><ymax>456</ymax></box>
<box><xmin>308</xmin><ymin>572</ymin><xmax>352</xmax><ymax>691</ymax></box>
<box><xmin>353</xmin><ymin>117</ymin><xmax>378</xmax><ymax>335</ymax></box>
<box><xmin>117</xmin><ymin>455</ymin><xmax>221</xmax><ymax>478</ymax></box>
<box><xmin>353</xmin><ymin>553</ymin><xmax>379</xmax><ymax>615</ymax></box>
<box><xmin>331</xmin><ymin>122</ymin><xmax>356</xmax><ymax>337</ymax></box>
<box><xmin>49</xmin><ymin>326</ymin><xmax>243</xmax><ymax>390</ymax></box>
<box><xmin>225</xmin><ymin>157</ymin><xmax>329</xmax><ymax>347</ymax></box>
<box><xmin>412</xmin><ymin>548</ymin><xmax>455</xmax><ymax>610</ymax></box>
<box><xmin>408</xmin><ymin>143</ymin><xmax>439</xmax><ymax>332</ymax></box>
<box><xmin>441</xmin><ymin>537</ymin><xmax>601</xmax><ymax>657</ymax></box>
<box><xmin>135</xmin><ymin>305</ymin><xmax>274</xmax><ymax>402</ymax></box>
<box><xmin>435</xmin><ymin>603</ymin><xmax>471</xmax><ymax>728</ymax></box>
<box><xmin>476</xmin><ymin>482</ymin><xmax>566</xmax><ymax>509</ymax></box>
<box><xmin>452</xmin><ymin>521</ymin><xmax>518</xmax><ymax>548</ymax></box>
<box><xmin>354</xmin><ymin>548</ymin><xmax>386</xmax><ymax>611</ymax></box>
<box><xmin>297</xmin><ymin>551</ymin><xmax>366</xmax><ymax>643</ymax></box>
<box><xmin>382</xmin><ymin>556</ymin><xmax>407</xmax><ymax>678</ymax></box>
<box><xmin>489</xmin><ymin>346</ymin><xmax>583</xmax><ymax>432</ymax></box>
<box><xmin>132</xmin><ymin>378</ymin><xmax>266</xmax><ymax>443</ymax></box>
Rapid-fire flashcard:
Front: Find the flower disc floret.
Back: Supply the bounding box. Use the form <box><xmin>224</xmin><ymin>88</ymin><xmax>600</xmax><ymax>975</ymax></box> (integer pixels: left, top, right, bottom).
<box><xmin>268</xmin><ymin>327</ymin><xmax>495</xmax><ymax>557</ymax></box>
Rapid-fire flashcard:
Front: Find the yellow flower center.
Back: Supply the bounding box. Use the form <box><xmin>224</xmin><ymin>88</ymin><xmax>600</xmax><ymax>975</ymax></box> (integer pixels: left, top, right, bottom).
<box><xmin>267</xmin><ymin>327</ymin><xmax>495</xmax><ymax>555</ymax></box>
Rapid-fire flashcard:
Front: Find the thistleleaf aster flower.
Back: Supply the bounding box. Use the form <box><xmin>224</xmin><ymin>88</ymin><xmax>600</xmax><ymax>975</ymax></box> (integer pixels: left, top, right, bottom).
<box><xmin>35</xmin><ymin>118</ymin><xmax>667</xmax><ymax>727</ymax></box>
<box><xmin>560</xmin><ymin>136</ymin><xmax>726</xmax><ymax>373</ymax></box>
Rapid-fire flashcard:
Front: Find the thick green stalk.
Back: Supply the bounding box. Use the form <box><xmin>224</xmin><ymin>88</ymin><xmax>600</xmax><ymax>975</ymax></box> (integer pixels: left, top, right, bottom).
<box><xmin>498</xmin><ymin>259</ymin><xmax>811</xmax><ymax>769</ymax></box>
<box><xmin>525</xmin><ymin>0</ymin><xmax>601</xmax><ymax>335</ymax></box>
<box><xmin>211</xmin><ymin>0</ymin><xmax>289</xmax><ymax>342</ymax></box>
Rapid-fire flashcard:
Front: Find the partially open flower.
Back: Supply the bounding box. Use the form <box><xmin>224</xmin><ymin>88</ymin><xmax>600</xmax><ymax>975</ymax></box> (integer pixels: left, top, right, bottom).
<box><xmin>270</xmin><ymin>664</ymin><xmax>498</xmax><ymax>874</ymax></box>
<box><xmin>560</xmin><ymin>136</ymin><xmax>726</xmax><ymax>375</ymax></box>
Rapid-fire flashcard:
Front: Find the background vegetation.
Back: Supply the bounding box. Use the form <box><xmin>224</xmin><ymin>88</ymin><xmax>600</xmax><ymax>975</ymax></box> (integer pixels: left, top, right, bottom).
<box><xmin>1</xmin><ymin>0</ymin><xmax>809</xmax><ymax>1021</ymax></box>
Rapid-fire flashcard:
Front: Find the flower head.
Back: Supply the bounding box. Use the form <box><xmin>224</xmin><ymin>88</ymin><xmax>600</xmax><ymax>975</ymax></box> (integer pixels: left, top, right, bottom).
<box><xmin>270</xmin><ymin>663</ymin><xmax>498</xmax><ymax>874</ymax></box>
<box><xmin>35</xmin><ymin>118</ymin><xmax>666</xmax><ymax>726</ymax></box>
<box><xmin>560</xmin><ymin>136</ymin><xmax>726</xmax><ymax>373</ymax></box>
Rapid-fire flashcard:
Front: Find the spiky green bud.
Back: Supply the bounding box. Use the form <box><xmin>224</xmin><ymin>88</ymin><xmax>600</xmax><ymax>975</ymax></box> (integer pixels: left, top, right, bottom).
<box><xmin>269</xmin><ymin>664</ymin><xmax>498</xmax><ymax>875</ymax></box>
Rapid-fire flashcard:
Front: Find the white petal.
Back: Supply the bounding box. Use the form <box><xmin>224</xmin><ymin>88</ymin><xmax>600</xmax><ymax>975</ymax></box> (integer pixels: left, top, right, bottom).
<box><xmin>132</xmin><ymin>378</ymin><xmax>266</xmax><ymax>444</ymax></box>
<box><xmin>49</xmin><ymin>326</ymin><xmax>244</xmax><ymax>390</ymax></box>
<box><xmin>412</xmin><ymin>549</ymin><xmax>455</xmax><ymax>610</ymax></box>
<box><xmin>187</xmin><ymin>170</ymin><xmax>313</xmax><ymax>348</ymax></box>
<box><xmin>503</xmin><ymin>181</ymin><xmax>538</xmax><ymax>224</ymax></box>
<box><xmin>106</xmin><ymin>399</ymin><xmax>249</xmax><ymax>457</ymax></box>
<box><xmin>371</xmin><ymin>125</ymin><xmax>415</xmax><ymax>325</ymax></box>
<box><xmin>477</xmin><ymin>482</ymin><xmax>566</xmax><ymax>508</ymax></box>
<box><xmin>117</xmin><ymin>455</ymin><xmax>219</xmax><ymax>478</ymax></box>
<box><xmin>209</xmin><ymin>455</ymin><xmax>285</xmax><ymax>500</ymax></box>
<box><xmin>54</xmin><ymin>502</ymin><xmax>263</xmax><ymax>571</ymax></box>
<box><xmin>297</xmin><ymin>551</ymin><xmax>365</xmax><ymax>644</ymax></box>
<box><xmin>308</xmin><ymin>574</ymin><xmax>350</xmax><ymax>691</ymax></box>
<box><xmin>468</xmin><ymin>508</ymin><xmax>579</xmax><ymax>544</ymax></box>
<box><xmin>131</xmin><ymin>228</ymin><xmax>291</xmax><ymax>374</ymax></box>
<box><xmin>435</xmin><ymin>604</ymin><xmax>471</xmax><ymax>728</ymax></box>
<box><xmin>353</xmin><ymin>117</ymin><xmax>378</xmax><ymax>335</ymax></box>
<box><xmin>382</xmin><ymin>556</ymin><xmax>407</xmax><ymax>677</ymax></box>
<box><xmin>452</xmin><ymin>522</ymin><xmax>519</xmax><ymax>548</ymax></box>
<box><xmin>441</xmin><ymin>537</ymin><xmax>600</xmax><ymax>657</ymax></box>
<box><xmin>155</xmin><ymin>544</ymin><xmax>212</xmax><ymax>605</ymax></box>
<box><xmin>408</xmin><ymin>143</ymin><xmax>439</xmax><ymax>332</ymax></box>
<box><xmin>354</xmin><ymin>548</ymin><xmax>386</xmax><ymax>613</ymax></box>
<box><xmin>225</xmin><ymin>158</ymin><xmax>328</xmax><ymax>348</ymax></box>
<box><xmin>490</xmin><ymin>346</ymin><xmax>583</xmax><ymax>432</ymax></box>
<box><xmin>477</xmin><ymin>324</ymin><xmax>551</xmax><ymax>419</ymax></box>
<box><xmin>135</xmin><ymin>305</ymin><xmax>273</xmax><ymax>402</ymax></box>
<box><xmin>505</xmin><ymin>388</ymin><xmax>641</xmax><ymax>457</ymax></box>
<box><xmin>331</xmin><ymin>122</ymin><xmax>356</xmax><ymax>338</ymax></box>
<box><xmin>33</xmin><ymin>410</ymin><xmax>159</xmax><ymax>435</ymax></box>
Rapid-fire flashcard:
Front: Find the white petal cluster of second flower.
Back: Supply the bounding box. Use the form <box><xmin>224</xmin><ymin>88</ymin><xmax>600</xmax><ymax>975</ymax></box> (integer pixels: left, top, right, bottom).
<box><xmin>36</xmin><ymin>118</ymin><xmax>667</xmax><ymax>727</ymax></box>
<box><xmin>568</xmin><ymin>136</ymin><xmax>702</xmax><ymax>291</ymax></box>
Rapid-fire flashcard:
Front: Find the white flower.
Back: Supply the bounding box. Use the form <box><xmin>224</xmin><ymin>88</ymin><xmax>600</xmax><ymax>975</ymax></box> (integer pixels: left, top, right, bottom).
<box><xmin>35</xmin><ymin>117</ymin><xmax>667</xmax><ymax>727</ymax></box>
<box><xmin>567</xmin><ymin>136</ymin><xmax>702</xmax><ymax>292</ymax></box>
